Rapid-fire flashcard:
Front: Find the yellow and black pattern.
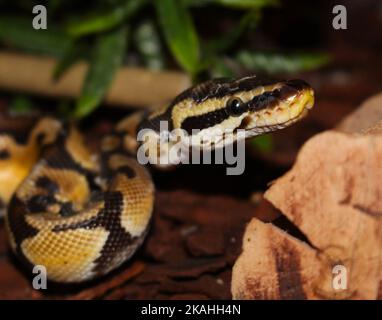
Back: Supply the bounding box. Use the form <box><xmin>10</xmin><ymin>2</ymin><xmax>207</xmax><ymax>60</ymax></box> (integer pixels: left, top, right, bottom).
<box><xmin>0</xmin><ymin>75</ymin><xmax>314</xmax><ymax>283</ymax></box>
<box><xmin>5</xmin><ymin>123</ymin><xmax>154</xmax><ymax>283</ymax></box>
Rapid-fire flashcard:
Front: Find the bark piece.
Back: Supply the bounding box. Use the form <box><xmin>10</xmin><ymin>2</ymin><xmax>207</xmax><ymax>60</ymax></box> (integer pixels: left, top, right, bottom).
<box><xmin>337</xmin><ymin>92</ymin><xmax>382</xmax><ymax>133</ymax></box>
<box><xmin>232</xmin><ymin>219</ymin><xmax>320</xmax><ymax>299</ymax></box>
<box><xmin>232</xmin><ymin>131</ymin><xmax>382</xmax><ymax>299</ymax></box>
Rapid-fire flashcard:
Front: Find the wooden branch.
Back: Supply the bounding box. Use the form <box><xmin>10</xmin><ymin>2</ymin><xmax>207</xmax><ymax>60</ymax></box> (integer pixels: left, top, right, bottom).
<box><xmin>0</xmin><ymin>51</ymin><xmax>191</xmax><ymax>108</ymax></box>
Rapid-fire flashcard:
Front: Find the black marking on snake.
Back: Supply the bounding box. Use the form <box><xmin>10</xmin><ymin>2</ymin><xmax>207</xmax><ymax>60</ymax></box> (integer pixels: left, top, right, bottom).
<box><xmin>43</xmin><ymin>144</ymin><xmax>88</xmax><ymax>174</ymax></box>
<box><xmin>27</xmin><ymin>194</ymin><xmax>57</xmax><ymax>213</ymax></box>
<box><xmin>180</xmin><ymin>79</ymin><xmax>310</xmax><ymax>133</ymax></box>
<box><xmin>0</xmin><ymin>127</ymin><xmax>33</xmax><ymax>145</ymax></box>
<box><xmin>40</xmin><ymin>141</ymin><xmax>100</xmax><ymax>193</ymax></box>
<box><xmin>174</xmin><ymin>76</ymin><xmax>276</xmax><ymax>104</ymax></box>
<box><xmin>59</xmin><ymin>202</ymin><xmax>76</xmax><ymax>217</ymax></box>
<box><xmin>0</xmin><ymin>149</ymin><xmax>10</xmax><ymax>160</ymax></box>
<box><xmin>248</xmin><ymin>91</ymin><xmax>279</xmax><ymax>111</ymax></box>
<box><xmin>180</xmin><ymin>88</ymin><xmax>280</xmax><ymax>133</ymax></box>
<box><xmin>181</xmin><ymin>108</ymin><xmax>230</xmax><ymax>134</ymax></box>
<box><xmin>116</xmin><ymin>165</ymin><xmax>136</xmax><ymax>179</ymax></box>
<box><xmin>35</xmin><ymin>176</ymin><xmax>59</xmax><ymax>194</ymax></box>
<box><xmin>138</xmin><ymin>106</ymin><xmax>175</xmax><ymax>133</ymax></box>
<box><xmin>285</xmin><ymin>79</ymin><xmax>310</xmax><ymax>91</ymax></box>
<box><xmin>52</xmin><ymin>191</ymin><xmax>139</xmax><ymax>274</ymax></box>
<box><xmin>35</xmin><ymin>132</ymin><xmax>46</xmax><ymax>146</ymax></box>
<box><xmin>8</xmin><ymin>197</ymin><xmax>39</xmax><ymax>253</ymax></box>
<box><xmin>100</xmin><ymin>153</ymin><xmax>137</xmax><ymax>181</ymax></box>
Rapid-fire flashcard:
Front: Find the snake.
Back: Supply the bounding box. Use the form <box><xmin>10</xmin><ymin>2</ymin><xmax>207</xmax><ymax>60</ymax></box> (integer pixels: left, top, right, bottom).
<box><xmin>0</xmin><ymin>76</ymin><xmax>314</xmax><ymax>283</ymax></box>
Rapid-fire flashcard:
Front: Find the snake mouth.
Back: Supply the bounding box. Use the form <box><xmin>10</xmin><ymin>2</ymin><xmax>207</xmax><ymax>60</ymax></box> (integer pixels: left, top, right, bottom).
<box><xmin>240</xmin><ymin>84</ymin><xmax>315</xmax><ymax>136</ymax></box>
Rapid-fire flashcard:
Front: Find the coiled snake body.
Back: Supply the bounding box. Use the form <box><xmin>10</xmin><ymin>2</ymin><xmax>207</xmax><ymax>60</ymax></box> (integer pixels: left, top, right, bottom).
<box><xmin>0</xmin><ymin>76</ymin><xmax>314</xmax><ymax>283</ymax></box>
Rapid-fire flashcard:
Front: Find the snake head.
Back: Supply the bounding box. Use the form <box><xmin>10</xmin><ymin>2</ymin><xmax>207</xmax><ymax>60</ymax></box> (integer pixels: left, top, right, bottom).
<box><xmin>169</xmin><ymin>75</ymin><xmax>314</xmax><ymax>149</ymax></box>
<box><xmin>237</xmin><ymin>78</ymin><xmax>315</xmax><ymax>136</ymax></box>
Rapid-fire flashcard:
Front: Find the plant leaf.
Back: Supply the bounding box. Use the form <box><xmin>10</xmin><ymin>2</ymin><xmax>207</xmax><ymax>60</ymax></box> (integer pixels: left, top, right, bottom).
<box><xmin>0</xmin><ymin>16</ymin><xmax>71</xmax><ymax>57</ymax></box>
<box><xmin>251</xmin><ymin>134</ymin><xmax>274</xmax><ymax>153</ymax></box>
<box><xmin>53</xmin><ymin>42</ymin><xmax>90</xmax><ymax>80</ymax></box>
<box><xmin>9</xmin><ymin>95</ymin><xmax>34</xmax><ymax>115</ymax></box>
<box><xmin>73</xmin><ymin>27</ymin><xmax>127</xmax><ymax>118</ymax></box>
<box><xmin>155</xmin><ymin>0</ymin><xmax>200</xmax><ymax>75</ymax></box>
<box><xmin>206</xmin><ymin>10</ymin><xmax>260</xmax><ymax>54</ymax></box>
<box><xmin>133</xmin><ymin>19</ymin><xmax>165</xmax><ymax>71</ymax></box>
<box><xmin>66</xmin><ymin>0</ymin><xmax>146</xmax><ymax>37</ymax></box>
<box><xmin>236</xmin><ymin>51</ymin><xmax>330</xmax><ymax>74</ymax></box>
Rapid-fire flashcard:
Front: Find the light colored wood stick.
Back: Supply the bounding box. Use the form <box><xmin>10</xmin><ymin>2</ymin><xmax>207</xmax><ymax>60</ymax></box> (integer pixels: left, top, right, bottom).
<box><xmin>0</xmin><ymin>51</ymin><xmax>191</xmax><ymax>108</ymax></box>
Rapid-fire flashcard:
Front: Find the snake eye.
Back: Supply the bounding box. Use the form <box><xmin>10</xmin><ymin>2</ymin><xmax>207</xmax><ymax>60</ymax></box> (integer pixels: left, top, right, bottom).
<box><xmin>226</xmin><ymin>97</ymin><xmax>244</xmax><ymax>116</ymax></box>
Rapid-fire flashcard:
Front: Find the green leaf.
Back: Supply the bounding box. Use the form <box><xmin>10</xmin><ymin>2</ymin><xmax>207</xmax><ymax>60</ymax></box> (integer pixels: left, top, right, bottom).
<box><xmin>9</xmin><ymin>95</ymin><xmax>34</xmax><ymax>115</ymax></box>
<box><xmin>206</xmin><ymin>10</ymin><xmax>260</xmax><ymax>54</ymax></box>
<box><xmin>236</xmin><ymin>51</ymin><xmax>330</xmax><ymax>74</ymax></box>
<box><xmin>133</xmin><ymin>19</ymin><xmax>165</xmax><ymax>71</ymax></box>
<box><xmin>250</xmin><ymin>134</ymin><xmax>274</xmax><ymax>153</ymax></box>
<box><xmin>0</xmin><ymin>16</ymin><xmax>71</xmax><ymax>57</ymax></box>
<box><xmin>66</xmin><ymin>0</ymin><xmax>146</xmax><ymax>37</ymax></box>
<box><xmin>155</xmin><ymin>0</ymin><xmax>200</xmax><ymax>75</ymax></box>
<box><xmin>53</xmin><ymin>42</ymin><xmax>89</xmax><ymax>80</ymax></box>
<box><xmin>73</xmin><ymin>27</ymin><xmax>127</xmax><ymax>119</ymax></box>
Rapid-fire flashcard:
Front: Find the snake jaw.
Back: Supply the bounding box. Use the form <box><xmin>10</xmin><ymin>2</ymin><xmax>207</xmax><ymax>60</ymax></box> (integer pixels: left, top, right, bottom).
<box><xmin>241</xmin><ymin>82</ymin><xmax>314</xmax><ymax>136</ymax></box>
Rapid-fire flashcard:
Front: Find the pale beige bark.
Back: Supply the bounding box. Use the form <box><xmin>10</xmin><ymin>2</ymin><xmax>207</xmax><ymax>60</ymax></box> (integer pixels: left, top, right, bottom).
<box><xmin>232</xmin><ymin>92</ymin><xmax>382</xmax><ymax>300</ymax></box>
<box><xmin>337</xmin><ymin>92</ymin><xmax>382</xmax><ymax>134</ymax></box>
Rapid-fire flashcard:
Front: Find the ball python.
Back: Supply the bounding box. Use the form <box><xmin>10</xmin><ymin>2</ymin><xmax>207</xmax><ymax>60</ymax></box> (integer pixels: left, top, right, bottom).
<box><xmin>0</xmin><ymin>76</ymin><xmax>314</xmax><ymax>283</ymax></box>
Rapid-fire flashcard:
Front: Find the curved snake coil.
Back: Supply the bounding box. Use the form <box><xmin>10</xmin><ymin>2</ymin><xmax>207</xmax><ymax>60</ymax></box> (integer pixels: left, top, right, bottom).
<box><xmin>0</xmin><ymin>76</ymin><xmax>314</xmax><ymax>283</ymax></box>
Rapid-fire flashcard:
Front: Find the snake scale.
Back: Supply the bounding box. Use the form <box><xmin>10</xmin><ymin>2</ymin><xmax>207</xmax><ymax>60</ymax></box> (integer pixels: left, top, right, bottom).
<box><xmin>0</xmin><ymin>76</ymin><xmax>314</xmax><ymax>283</ymax></box>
